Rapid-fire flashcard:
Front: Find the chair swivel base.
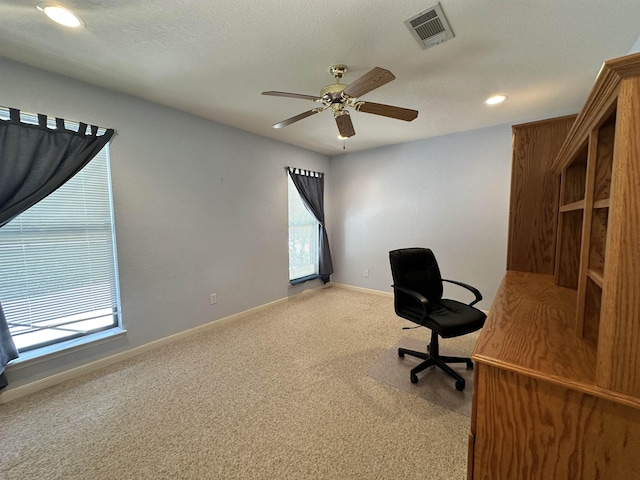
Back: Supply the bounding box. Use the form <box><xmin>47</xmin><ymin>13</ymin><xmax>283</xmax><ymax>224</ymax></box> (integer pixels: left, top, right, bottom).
<box><xmin>398</xmin><ymin>347</ymin><xmax>473</xmax><ymax>391</ymax></box>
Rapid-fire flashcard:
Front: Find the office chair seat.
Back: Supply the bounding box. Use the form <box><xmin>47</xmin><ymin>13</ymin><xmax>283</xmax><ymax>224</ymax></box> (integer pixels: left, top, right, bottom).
<box><xmin>397</xmin><ymin>298</ymin><xmax>485</xmax><ymax>338</ymax></box>
<box><xmin>389</xmin><ymin>248</ymin><xmax>487</xmax><ymax>391</ymax></box>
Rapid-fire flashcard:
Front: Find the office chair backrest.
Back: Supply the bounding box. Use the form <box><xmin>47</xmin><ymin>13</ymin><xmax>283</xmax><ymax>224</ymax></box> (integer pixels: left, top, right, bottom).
<box><xmin>389</xmin><ymin>248</ymin><xmax>444</xmax><ymax>302</ymax></box>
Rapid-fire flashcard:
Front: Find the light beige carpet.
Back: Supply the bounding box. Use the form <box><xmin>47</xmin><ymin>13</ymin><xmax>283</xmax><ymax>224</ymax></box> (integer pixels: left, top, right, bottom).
<box><xmin>0</xmin><ymin>286</ymin><xmax>473</xmax><ymax>480</ymax></box>
<box><xmin>368</xmin><ymin>336</ymin><xmax>477</xmax><ymax>417</ymax></box>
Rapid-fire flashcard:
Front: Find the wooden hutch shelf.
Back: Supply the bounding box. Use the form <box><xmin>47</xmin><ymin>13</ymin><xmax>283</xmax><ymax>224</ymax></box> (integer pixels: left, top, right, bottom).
<box><xmin>468</xmin><ymin>52</ymin><xmax>640</xmax><ymax>480</ymax></box>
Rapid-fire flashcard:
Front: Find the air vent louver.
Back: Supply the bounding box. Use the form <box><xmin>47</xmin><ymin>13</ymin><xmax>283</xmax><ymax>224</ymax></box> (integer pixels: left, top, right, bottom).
<box><xmin>405</xmin><ymin>3</ymin><xmax>454</xmax><ymax>50</ymax></box>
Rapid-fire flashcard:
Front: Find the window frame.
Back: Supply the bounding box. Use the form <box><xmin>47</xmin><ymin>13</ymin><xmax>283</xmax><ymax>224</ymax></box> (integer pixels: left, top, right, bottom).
<box><xmin>287</xmin><ymin>174</ymin><xmax>320</xmax><ymax>283</ymax></box>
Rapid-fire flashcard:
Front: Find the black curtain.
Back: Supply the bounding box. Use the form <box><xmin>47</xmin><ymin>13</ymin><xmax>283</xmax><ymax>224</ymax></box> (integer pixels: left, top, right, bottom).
<box><xmin>0</xmin><ymin>107</ymin><xmax>114</xmax><ymax>388</ymax></box>
<box><xmin>287</xmin><ymin>167</ymin><xmax>334</xmax><ymax>283</ymax></box>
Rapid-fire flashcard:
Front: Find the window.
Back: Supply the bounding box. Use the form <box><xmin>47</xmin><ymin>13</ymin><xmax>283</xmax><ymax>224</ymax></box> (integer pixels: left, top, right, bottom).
<box><xmin>0</xmin><ymin>111</ymin><xmax>121</xmax><ymax>354</ymax></box>
<box><xmin>288</xmin><ymin>175</ymin><xmax>319</xmax><ymax>281</ymax></box>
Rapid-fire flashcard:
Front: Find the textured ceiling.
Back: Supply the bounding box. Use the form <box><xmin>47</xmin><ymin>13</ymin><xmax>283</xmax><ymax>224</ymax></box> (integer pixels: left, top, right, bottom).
<box><xmin>1</xmin><ymin>0</ymin><xmax>639</xmax><ymax>155</ymax></box>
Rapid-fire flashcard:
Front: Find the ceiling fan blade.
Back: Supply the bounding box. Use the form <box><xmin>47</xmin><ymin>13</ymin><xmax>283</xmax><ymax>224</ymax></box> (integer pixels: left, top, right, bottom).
<box><xmin>335</xmin><ymin>113</ymin><xmax>355</xmax><ymax>138</ymax></box>
<box><xmin>262</xmin><ymin>91</ymin><xmax>320</xmax><ymax>101</ymax></box>
<box><xmin>272</xmin><ymin>109</ymin><xmax>320</xmax><ymax>129</ymax></box>
<box><xmin>342</xmin><ymin>67</ymin><xmax>395</xmax><ymax>99</ymax></box>
<box><xmin>356</xmin><ymin>101</ymin><xmax>419</xmax><ymax>121</ymax></box>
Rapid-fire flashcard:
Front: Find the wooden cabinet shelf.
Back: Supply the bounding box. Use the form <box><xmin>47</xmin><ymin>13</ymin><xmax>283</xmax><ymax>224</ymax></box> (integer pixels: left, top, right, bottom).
<box><xmin>559</xmin><ymin>199</ymin><xmax>585</xmax><ymax>212</ymax></box>
<box><xmin>587</xmin><ymin>268</ymin><xmax>604</xmax><ymax>287</ymax></box>
<box><xmin>593</xmin><ymin>198</ymin><xmax>610</xmax><ymax>209</ymax></box>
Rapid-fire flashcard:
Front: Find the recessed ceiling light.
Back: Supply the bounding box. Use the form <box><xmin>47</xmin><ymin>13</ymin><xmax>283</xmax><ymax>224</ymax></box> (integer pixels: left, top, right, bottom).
<box><xmin>37</xmin><ymin>4</ymin><xmax>85</xmax><ymax>28</ymax></box>
<box><xmin>485</xmin><ymin>95</ymin><xmax>507</xmax><ymax>105</ymax></box>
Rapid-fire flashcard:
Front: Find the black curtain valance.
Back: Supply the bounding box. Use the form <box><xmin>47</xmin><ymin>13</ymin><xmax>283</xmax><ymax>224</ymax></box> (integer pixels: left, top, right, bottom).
<box><xmin>0</xmin><ymin>108</ymin><xmax>115</xmax><ymax>227</ymax></box>
<box><xmin>287</xmin><ymin>167</ymin><xmax>324</xmax><ymax>178</ymax></box>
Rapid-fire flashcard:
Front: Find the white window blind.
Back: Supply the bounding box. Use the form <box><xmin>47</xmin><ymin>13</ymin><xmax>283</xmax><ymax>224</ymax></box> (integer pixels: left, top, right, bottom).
<box><xmin>0</xmin><ymin>110</ymin><xmax>121</xmax><ymax>353</ymax></box>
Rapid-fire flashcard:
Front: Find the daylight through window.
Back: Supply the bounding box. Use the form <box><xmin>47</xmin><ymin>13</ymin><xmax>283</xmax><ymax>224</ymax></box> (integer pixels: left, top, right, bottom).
<box><xmin>288</xmin><ymin>175</ymin><xmax>319</xmax><ymax>281</ymax></box>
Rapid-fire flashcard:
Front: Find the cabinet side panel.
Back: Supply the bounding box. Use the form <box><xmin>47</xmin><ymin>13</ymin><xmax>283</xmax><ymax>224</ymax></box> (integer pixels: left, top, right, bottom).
<box><xmin>473</xmin><ymin>366</ymin><xmax>640</xmax><ymax>480</ymax></box>
<box><xmin>508</xmin><ymin>118</ymin><xmax>575</xmax><ymax>273</ymax></box>
<box><xmin>598</xmin><ymin>77</ymin><xmax>640</xmax><ymax>396</ymax></box>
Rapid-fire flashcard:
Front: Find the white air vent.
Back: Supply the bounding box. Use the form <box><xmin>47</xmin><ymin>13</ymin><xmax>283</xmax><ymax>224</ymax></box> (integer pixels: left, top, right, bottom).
<box><xmin>405</xmin><ymin>3</ymin><xmax>454</xmax><ymax>50</ymax></box>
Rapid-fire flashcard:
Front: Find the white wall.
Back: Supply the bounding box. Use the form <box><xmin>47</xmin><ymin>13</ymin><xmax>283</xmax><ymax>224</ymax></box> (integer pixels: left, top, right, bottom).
<box><xmin>328</xmin><ymin>125</ymin><xmax>513</xmax><ymax>310</ymax></box>
<box><xmin>1</xmin><ymin>57</ymin><xmax>330</xmax><ymax>389</ymax></box>
<box><xmin>629</xmin><ymin>34</ymin><xmax>640</xmax><ymax>53</ymax></box>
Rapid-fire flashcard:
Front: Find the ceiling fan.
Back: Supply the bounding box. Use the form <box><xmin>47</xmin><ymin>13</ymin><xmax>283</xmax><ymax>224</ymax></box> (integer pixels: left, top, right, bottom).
<box><xmin>262</xmin><ymin>64</ymin><xmax>419</xmax><ymax>138</ymax></box>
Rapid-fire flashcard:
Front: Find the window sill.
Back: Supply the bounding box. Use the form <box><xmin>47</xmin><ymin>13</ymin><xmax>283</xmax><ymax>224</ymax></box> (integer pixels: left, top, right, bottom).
<box><xmin>289</xmin><ymin>274</ymin><xmax>323</xmax><ymax>286</ymax></box>
<box><xmin>6</xmin><ymin>327</ymin><xmax>127</xmax><ymax>372</ymax></box>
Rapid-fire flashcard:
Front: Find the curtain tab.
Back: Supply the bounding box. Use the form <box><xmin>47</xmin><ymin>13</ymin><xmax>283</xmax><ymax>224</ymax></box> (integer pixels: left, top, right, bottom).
<box><xmin>288</xmin><ymin>167</ymin><xmax>324</xmax><ymax>178</ymax></box>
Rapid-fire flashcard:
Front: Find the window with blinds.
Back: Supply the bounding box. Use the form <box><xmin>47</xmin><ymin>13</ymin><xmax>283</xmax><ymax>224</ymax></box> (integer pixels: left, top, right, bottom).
<box><xmin>0</xmin><ymin>110</ymin><xmax>121</xmax><ymax>353</ymax></box>
<box><xmin>287</xmin><ymin>175</ymin><xmax>319</xmax><ymax>281</ymax></box>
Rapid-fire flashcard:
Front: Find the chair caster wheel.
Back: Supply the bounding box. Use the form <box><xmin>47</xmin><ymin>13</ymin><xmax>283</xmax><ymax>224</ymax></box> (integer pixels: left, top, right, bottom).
<box><xmin>455</xmin><ymin>380</ymin><xmax>465</xmax><ymax>391</ymax></box>
<box><xmin>466</xmin><ymin>360</ymin><xmax>474</xmax><ymax>370</ymax></box>
<box><xmin>410</xmin><ymin>374</ymin><xmax>418</xmax><ymax>384</ymax></box>
<box><xmin>398</xmin><ymin>348</ymin><xmax>405</xmax><ymax>358</ymax></box>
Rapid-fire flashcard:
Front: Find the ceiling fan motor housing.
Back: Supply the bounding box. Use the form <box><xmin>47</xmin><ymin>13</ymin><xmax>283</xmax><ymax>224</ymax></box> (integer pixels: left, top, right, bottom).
<box><xmin>320</xmin><ymin>83</ymin><xmax>348</xmax><ymax>111</ymax></box>
<box><xmin>320</xmin><ymin>83</ymin><xmax>346</xmax><ymax>98</ymax></box>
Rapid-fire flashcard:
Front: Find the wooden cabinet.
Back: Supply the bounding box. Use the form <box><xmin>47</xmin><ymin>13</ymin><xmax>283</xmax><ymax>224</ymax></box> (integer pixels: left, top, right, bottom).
<box><xmin>468</xmin><ymin>52</ymin><xmax>640</xmax><ymax>480</ymax></box>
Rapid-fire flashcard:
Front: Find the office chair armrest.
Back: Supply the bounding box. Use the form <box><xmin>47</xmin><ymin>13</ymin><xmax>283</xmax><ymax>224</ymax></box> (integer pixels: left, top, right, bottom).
<box><xmin>442</xmin><ymin>279</ymin><xmax>483</xmax><ymax>306</ymax></box>
<box><xmin>391</xmin><ymin>285</ymin><xmax>430</xmax><ymax>315</ymax></box>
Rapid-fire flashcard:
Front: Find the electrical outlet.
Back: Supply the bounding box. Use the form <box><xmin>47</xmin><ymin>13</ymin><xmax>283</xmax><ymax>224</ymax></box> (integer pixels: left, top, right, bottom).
<box><xmin>364</xmin><ymin>269</ymin><xmax>369</xmax><ymax>278</ymax></box>
<box><xmin>210</xmin><ymin>293</ymin><xmax>217</xmax><ymax>305</ymax></box>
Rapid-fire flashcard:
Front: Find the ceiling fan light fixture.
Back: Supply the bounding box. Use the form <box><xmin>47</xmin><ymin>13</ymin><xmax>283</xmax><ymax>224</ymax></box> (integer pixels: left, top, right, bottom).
<box><xmin>485</xmin><ymin>94</ymin><xmax>507</xmax><ymax>105</ymax></box>
<box><xmin>37</xmin><ymin>3</ymin><xmax>85</xmax><ymax>28</ymax></box>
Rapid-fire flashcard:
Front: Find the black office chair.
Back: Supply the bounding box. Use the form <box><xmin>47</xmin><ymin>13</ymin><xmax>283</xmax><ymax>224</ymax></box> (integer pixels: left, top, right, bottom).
<box><xmin>389</xmin><ymin>248</ymin><xmax>487</xmax><ymax>391</ymax></box>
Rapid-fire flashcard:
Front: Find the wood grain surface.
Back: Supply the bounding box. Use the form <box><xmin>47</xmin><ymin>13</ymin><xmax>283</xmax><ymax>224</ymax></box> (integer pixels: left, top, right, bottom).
<box><xmin>507</xmin><ymin>117</ymin><xmax>575</xmax><ymax>273</ymax></box>
<box><xmin>555</xmin><ymin>210</ymin><xmax>583</xmax><ymax>288</ymax></box>
<box><xmin>562</xmin><ymin>154</ymin><xmax>588</xmax><ymax>204</ymax></box>
<box><xmin>473</xmin><ymin>271</ymin><xmax>595</xmax><ymax>385</ymax></box>
<box><xmin>583</xmin><ymin>277</ymin><xmax>601</xmax><ymax>344</ymax></box>
<box><xmin>588</xmin><ymin>208</ymin><xmax>608</xmax><ymax>273</ymax></box>
<box><xmin>594</xmin><ymin>119</ymin><xmax>615</xmax><ymax>201</ymax></box>
<box><xmin>574</xmin><ymin>132</ymin><xmax>598</xmax><ymax>338</ymax></box>
<box><xmin>597</xmin><ymin>76</ymin><xmax>640</xmax><ymax>397</ymax></box>
<box><xmin>473</xmin><ymin>365</ymin><xmax>640</xmax><ymax>480</ymax></box>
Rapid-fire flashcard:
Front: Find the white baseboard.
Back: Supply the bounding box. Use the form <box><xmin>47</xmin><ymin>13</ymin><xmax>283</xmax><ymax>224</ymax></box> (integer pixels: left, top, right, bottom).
<box><xmin>0</xmin><ymin>296</ymin><xmax>290</xmax><ymax>404</ymax></box>
<box><xmin>332</xmin><ymin>283</ymin><xmax>490</xmax><ymax>314</ymax></box>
